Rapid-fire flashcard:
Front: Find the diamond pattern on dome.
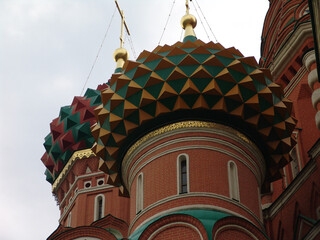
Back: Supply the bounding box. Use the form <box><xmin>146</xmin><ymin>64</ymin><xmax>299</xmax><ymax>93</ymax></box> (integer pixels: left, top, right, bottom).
<box><xmin>92</xmin><ymin>39</ymin><xmax>296</xmax><ymax>192</ymax></box>
<box><xmin>42</xmin><ymin>86</ymin><xmax>107</xmax><ymax>184</ymax></box>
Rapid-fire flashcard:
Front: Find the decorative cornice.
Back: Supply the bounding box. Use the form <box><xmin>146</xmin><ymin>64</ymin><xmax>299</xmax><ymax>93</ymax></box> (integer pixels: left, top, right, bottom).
<box><xmin>125</xmin><ymin>121</ymin><xmax>251</xmax><ymax>158</ymax></box>
<box><xmin>284</xmin><ymin>67</ymin><xmax>307</xmax><ymax>98</ymax></box>
<box><xmin>124</xmin><ymin>133</ymin><xmax>265</xmax><ymax>191</ymax></box>
<box><xmin>270</xmin><ymin>22</ymin><xmax>313</xmax><ymax>81</ymax></box>
<box><xmin>59</xmin><ymin>183</ymin><xmax>114</xmax><ymax>223</ymax></box>
<box><xmin>302</xmin><ymin>49</ymin><xmax>316</xmax><ymax>71</ymax></box>
<box><xmin>263</xmin><ymin>158</ymin><xmax>317</xmax><ymax>219</ymax></box>
<box><xmin>52</xmin><ymin>149</ymin><xmax>96</xmax><ymax>193</ymax></box>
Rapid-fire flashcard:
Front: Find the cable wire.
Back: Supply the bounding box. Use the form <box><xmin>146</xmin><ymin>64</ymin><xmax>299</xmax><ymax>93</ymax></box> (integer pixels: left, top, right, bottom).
<box><xmin>194</xmin><ymin>0</ymin><xmax>218</xmax><ymax>42</ymax></box>
<box><xmin>80</xmin><ymin>6</ymin><xmax>116</xmax><ymax>95</ymax></box>
<box><xmin>125</xmin><ymin>32</ymin><xmax>137</xmax><ymax>59</ymax></box>
<box><xmin>158</xmin><ymin>0</ymin><xmax>176</xmax><ymax>45</ymax></box>
<box><xmin>191</xmin><ymin>0</ymin><xmax>210</xmax><ymax>41</ymax></box>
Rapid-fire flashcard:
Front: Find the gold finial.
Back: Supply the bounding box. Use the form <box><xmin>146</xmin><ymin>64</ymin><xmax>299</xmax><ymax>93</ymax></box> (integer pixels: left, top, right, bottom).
<box><xmin>181</xmin><ymin>0</ymin><xmax>197</xmax><ymax>42</ymax></box>
<box><xmin>113</xmin><ymin>0</ymin><xmax>130</xmax><ymax>72</ymax></box>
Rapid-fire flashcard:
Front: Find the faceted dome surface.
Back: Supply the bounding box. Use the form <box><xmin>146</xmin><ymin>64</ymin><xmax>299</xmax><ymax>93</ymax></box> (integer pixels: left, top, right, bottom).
<box><xmin>91</xmin><ymin>39</ymin><xmax>296</xmax><ymax>189</ymax></box>
<box><xmin>42</xmin><ymin>85</ymin><xmax>108</xmax><ymax>184</ymax></box>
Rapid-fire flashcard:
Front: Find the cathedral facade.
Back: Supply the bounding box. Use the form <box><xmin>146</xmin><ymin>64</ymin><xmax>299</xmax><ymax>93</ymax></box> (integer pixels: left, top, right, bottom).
<box><xmin>42</xmin><ymin>0</ymin><xmax>320</xmax><ymax>239</ymax></box>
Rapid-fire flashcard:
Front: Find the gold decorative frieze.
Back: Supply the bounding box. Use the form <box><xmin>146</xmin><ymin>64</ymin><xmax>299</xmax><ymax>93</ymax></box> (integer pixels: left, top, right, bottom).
<box><xmin>125</xmin><ymin>120</ymin><xmax>251</xmax><ymax>157</ymax></box>
<box><xmin>52</xmin><ymin>149</ymin><xmax>96</xmax><ymax>193</ymax></box>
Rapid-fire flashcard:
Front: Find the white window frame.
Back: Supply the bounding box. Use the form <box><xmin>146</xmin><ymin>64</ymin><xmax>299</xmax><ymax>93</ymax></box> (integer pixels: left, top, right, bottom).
<box><xmin>97</xmin><ymin>177</ymin><xmax>105</xmax><ymax>186</ymax></box>
<box><xmin>228</xmin><ymin>160</ymin><xmax>240</xmax><ymax>201</ymax></box>
<box><xmin>136</xmin><ymin>173</ymin><xmax>144</xmax><ymax>214</ymax></box>
<box><xmin>94</xmin><ymin>194</ymin><xmax>105</xmax><ymax>221</ymax></box>
<box><xmin>84</xmin><ymin>180</ymin><xmax>91</xmax><ymax>189</ymax></box>
<box><xmin>177</xmin><ymin>153</ymin><xmax>190</xmax><ymax>194</ymax></box>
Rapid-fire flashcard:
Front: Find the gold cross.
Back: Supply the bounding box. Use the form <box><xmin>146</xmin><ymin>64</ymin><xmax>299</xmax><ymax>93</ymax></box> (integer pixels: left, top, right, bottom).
<box><xmin>186</xmin><ymin>0</ymin><xmax>190</xmax><ymax>15</ymax></box>
<box><xmin>115</xmin><ymin>0</ymin><xmax>130</xmax><ymax>48</ymax></box>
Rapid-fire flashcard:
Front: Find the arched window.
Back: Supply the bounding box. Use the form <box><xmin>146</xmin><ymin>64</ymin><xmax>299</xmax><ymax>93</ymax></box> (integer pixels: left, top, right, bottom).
<box><xmin>290</xmin><ymin>146</ymin><xmax>300</xmax><ymax>178</ymax></box>
<box><xmin>177</xmin><ymin>154</ymin><xmax>189</xmax><ymax>194</ymax></box>
<box><xmin>228</xmin><ymin>161</ymin><xmax>240</xmax><ymax>201</ymax></box>
<box><xmin>94</xmin><ymin>194</ymin><xmax>105</xmax><ymax>221</ymax></box>
<box><xmin>136</xmin><ymin>173</ymin><xmax>143</xmax><ymax>214</ymax></box>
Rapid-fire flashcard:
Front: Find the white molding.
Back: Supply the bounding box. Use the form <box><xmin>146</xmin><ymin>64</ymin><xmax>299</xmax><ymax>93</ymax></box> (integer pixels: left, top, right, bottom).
<box><xmin>94</xmin><ymin>194</ymin><xmax>105</xmax><ymax>221</ymax></box>
<box><xmin>136</xmin><ymin>172</ymin><xmax>144</xmax><ymax>214</ymax></box>
<box><xmin>177</xmin><ymin>153</ymin><xmax>190</xmax><ymax>194</ymax></box>
<box><xmin>148</xmin><ymin>222</ymin><xmax>203</xmax><ymax>240</ymax></box>
<box><xmin>302</xmin><ymin>49</ymin><xmax>316</xmax><ymax>71</ymax></box>
<box><xmin>264</xmin><ymin>159</ymin><xmax>317</xmax><ymax>219</ymax></box>
<box><xmin>122</xmin><ymin>127</ymin><xmax>265</xmax><ymax>188</ymax></box>
<box><xmin>59</xmin><ymin>184</ymin><xmax>114</xmax><ymax>223</ymax></box>
<box><xmin>128</xmin><ymin>144</ymin><xmax>262</xmax><ymax>193</ymax></box>
<box><xmin>269</xmin><ymin>22</ymin><xmax>313</xmax><ymax>81</ymax></box>
<box><xmin>284</xmin><ymin>66</ymin><xmax>307</xmax><ymax>98</ymax></box>
<box><xmin>228</xmin><ymin>160</ymin><xmax>240</xmax><ymax>202</ymax></box>
<box><xmin>213</xmin><ymin>224</ymin><xmax>259</xmax><ymax>240</ymax></box>
<box><xmin>129</xmin><ymin>192</ymin><xmax>264</xmax><ymax>234</ymax></box>
<box><xmin>308</xmin><ymin>69</ymin><xmax>318</xmax><ymax>90</ymax></box>
<box><xmin>60</xmin><ymin>171</ymin><xmax>105</xmax><ymax>207</ymax></box>
<box><xmin>67</xmin><ymin>211</ymin><xmax>72</xmax><ymax>227</ymax></box>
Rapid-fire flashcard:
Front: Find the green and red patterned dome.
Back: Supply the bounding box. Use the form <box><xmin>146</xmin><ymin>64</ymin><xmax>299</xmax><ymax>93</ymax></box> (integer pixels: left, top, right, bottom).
<box><xmin>91</xmin><ymin>37</ymin><xmax>297</xmax><ymax>192</ymax></box>
<box><xmin>42</xmin><ymin>84</ymin><xmax>108</xmax><ymax>184</ymax></box>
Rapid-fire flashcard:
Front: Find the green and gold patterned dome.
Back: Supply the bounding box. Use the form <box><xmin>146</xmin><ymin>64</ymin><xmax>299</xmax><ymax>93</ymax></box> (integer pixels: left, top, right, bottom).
<box><xmin>91</xmin><ymin>38</ymin><xmax>296</xmax><ymax>193</ymax></box>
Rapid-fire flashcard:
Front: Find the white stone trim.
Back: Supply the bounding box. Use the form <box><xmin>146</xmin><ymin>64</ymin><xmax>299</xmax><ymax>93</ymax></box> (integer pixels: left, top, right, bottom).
<box><xmin>129</xmin><ymin>193</ymin><xmax>264</xmax><ymax>234</ymax></box>
<box><xmin>128</xmin><ymin>144</ymin><xmax>262</xmax><ymax>193</ymax></box>
<box><xmin>228</xmin><ymin>160</ymin><xmax>240</xmax><ymax>202</ymax></box>
<box><xmin>148</xmin><ymin>222</ymin><xmax>203</xmax><ymax>240</ymax></box>
<box><xmin>84</xmin><ymin>180</ymin><xmax>92</xmax><ymax>189</ymax></box>
<box><xmin>60</xmin><ymin>171</ymin><xmax>105</xmax><ymax>207</ymax></box>
<box><xmin>312</xmin><ymin>88</ymin><xmax>320</xmax><ymax>109</ymax></box>
<box><xmin>303</xmin><ymin>221</ymin><xmax>320</xmax><ymax>240</ymax></box>
<box><xmin>67</xmin><ymin>211</ymin><xmax>72</xmax><ymax>227</ymax></box>
<box><xmin>284</xmin><ymin>66</ymin><xmax>307</xmax><ymax>97</ymax></box>
<box><xmin>136</xmin><ymin>172</ymin><xmax>144</xmax><ymax>214</ymax></box>
<box><xmin>122</xmin><ymin>127</ymin><xmax>265</xmax><ymax>188</ymax></box>
<box><xmin>213</xmin><ymin>224</ymin><xmax>259</xmax><ymax>240</ymax></box>
<box><xmin>264</xmin><ymin>159</ymin><xmax>317</xmax><ymax>219</ymax></box>
<box><xmin>94</xmin><ymin>194</ymin><xmax>105</xmax><ymax>221</ymax></box>
<box><xmin>309</xmin><ymin>68</ymin><xmax>319</xmax><ymax>90</ymax></box>
<box><xmin>269</xmin><ymin>22</ymin><xmax>313</xmax><ymax>81</ymax></box>
<box><xmin>303</xmin><ymin>49</ymin><xmax>316</xmax><ymax>71</ymax></box>
<box><xmin>59</xmin><ymin>184</ymin><xmax>114</xmax><ymax>223</ymax></box>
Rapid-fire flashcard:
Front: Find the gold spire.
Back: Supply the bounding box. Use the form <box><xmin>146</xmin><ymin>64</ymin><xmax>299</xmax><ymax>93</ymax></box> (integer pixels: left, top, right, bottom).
<box><xmin>113</xmin><ymin>0</ymin><xmax>129</xmax><ymax>72</ymax></box>
<box><xmin>181</xmin><ymin>0</ymin><xmax>197</xmax><ymax>41</ymax></box>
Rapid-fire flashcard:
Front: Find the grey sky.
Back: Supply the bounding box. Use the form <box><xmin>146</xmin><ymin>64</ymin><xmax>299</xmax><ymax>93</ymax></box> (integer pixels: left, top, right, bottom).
<box><xmin>0</xmin><ymin>0</ymin><xmax>268</xmax><ymax>239</ymax></box>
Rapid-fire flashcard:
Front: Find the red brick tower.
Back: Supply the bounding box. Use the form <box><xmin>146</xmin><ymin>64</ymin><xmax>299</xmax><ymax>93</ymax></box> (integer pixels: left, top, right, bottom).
<box><xmin>42</xmin><ymin>1</ymin><xmax>320</xmax><ymax>239</ymax></box>
<box><xmin>90</xmin><ymin>7</ymin><xmax>295</xmax><ymax>239</ymax></box>
<box><xmin>260</xmin><ymin>0</ymin><xmax>320</xmax><ymax>239</ymax></box>
<box><xmin>42</xmin><ymin>84</ymin><xmax>130</xmax><ymax>239</ymax></box>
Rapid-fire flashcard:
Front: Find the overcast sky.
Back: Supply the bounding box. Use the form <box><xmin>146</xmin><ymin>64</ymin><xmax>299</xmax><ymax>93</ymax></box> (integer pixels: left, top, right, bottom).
<box><xmin>0</xmin><ymin>0</ymin><xmax>269</xmax><ymax>239</ymax></box>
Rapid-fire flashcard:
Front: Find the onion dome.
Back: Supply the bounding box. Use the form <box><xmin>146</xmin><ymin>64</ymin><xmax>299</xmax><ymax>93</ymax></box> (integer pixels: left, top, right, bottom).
<box><xmin>41</xmin><ymin>86</ymin><xmax>108</xmax><ymax>184</ymax></box>
<box><xmin>91</xmin><ymin>38</ymin><xmax>297</xmax><ymax>192</ymax></box>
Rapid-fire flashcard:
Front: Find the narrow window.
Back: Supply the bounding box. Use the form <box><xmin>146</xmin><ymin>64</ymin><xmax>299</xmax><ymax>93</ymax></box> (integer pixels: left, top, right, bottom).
<box><xmin>290</xmin><ymin>147</ymin><xmax>299</xmax><ymax>178</ymax></box>
<box><xmin>228</xmin><ymin>161</ymin><xmax>240</xmax><ymax>201</ymax></box>
<box><xmin>94</xmin><ymin>194</ymin><xmax>105</xmax><ymax>221</ymax></box>
<box><xmin>136</xmin><ymin>173</ymin><xmax>143</xmax><ymax>214</ymax></box>
<box><xmin>177</xmin><ymin>154</ymin><xmax>189</xmax><ymax>194</ymax></box>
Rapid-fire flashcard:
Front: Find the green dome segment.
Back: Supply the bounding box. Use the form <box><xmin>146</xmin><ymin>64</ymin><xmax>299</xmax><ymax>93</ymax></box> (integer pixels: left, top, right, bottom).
<box><xmin>92</xmin><ymin>39</ymin><xmax>296</xmax><ymax>193</ymax></box>
<box><xmin>41</xmin><ymin>87</ymin><xmax>107</xmax><ymax>184</ymax></box>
